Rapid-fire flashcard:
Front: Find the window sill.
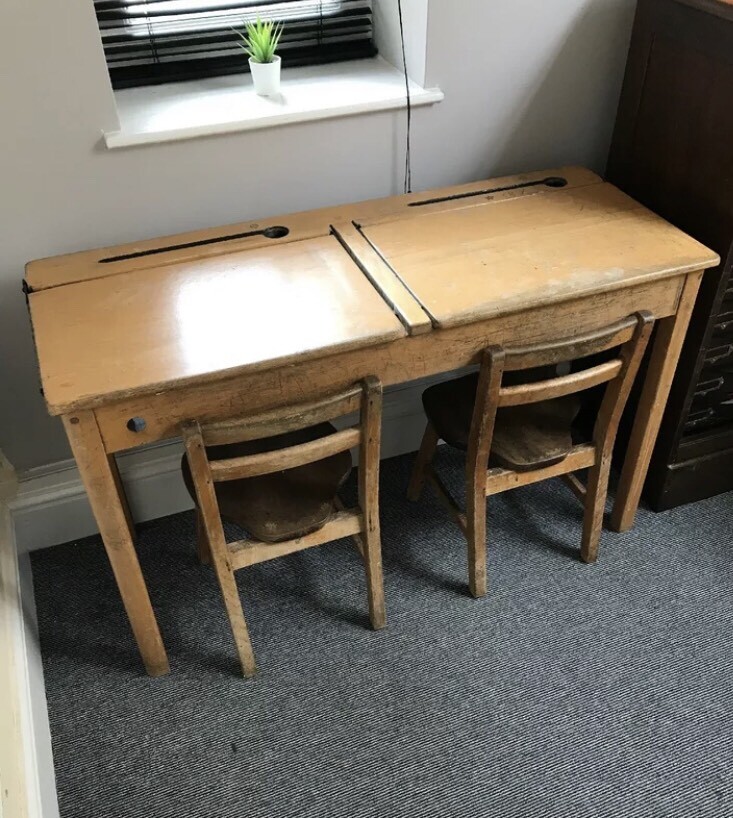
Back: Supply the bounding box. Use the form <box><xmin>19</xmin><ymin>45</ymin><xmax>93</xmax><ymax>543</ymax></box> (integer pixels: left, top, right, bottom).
<box><xmin>103</xmin><ymin>58</ymin><xmax>443</xmax><ymax>149</ymax></box>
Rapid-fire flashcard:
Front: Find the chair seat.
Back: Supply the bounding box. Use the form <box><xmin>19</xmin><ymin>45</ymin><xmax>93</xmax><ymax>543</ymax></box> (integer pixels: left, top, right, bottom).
<box><xmin>182</xmin><ymin>423</ymin><xmax>352</xmax><ymax>543</ymax></box>
<box><xmin>422</xmin><ymin>374</ymin><xmax>581</xmax><ymax>472</ymax></box>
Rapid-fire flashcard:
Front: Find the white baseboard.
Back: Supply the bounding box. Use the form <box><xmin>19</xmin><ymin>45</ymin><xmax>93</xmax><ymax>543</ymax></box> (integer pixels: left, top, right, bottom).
<box><xmin>1</xmin><ymin>459</ymin><xmax>58</xmax><ymax>818</ymax></box>
<box><xmin>11</xmin><ymin>378</ymin><xmax>459</xmax><ymax>554</ymax></box>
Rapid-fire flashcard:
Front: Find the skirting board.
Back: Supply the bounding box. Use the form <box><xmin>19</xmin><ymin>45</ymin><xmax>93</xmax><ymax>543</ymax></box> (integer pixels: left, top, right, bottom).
<box><xmin>11</xmin><ymin>376</ymin><xmax>461</xmax><ymax>554</ymax></box>
<box><xmin>1</xmin><ymin>457</ymin><xmax>58</xmax><ymax>818</ymax></box>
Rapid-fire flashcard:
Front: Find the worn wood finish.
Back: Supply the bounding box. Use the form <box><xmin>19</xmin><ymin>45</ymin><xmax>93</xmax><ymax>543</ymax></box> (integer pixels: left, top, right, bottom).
<box><xmin>182</xmin><ymin>421</ymin><xmax>257</xmax><ymax>677</ymax></box>
<box><xmin>358</xmin><ymin>376</ymin><xmax>386</xmax><ymax>630</ymax></box>
<box><xmin>30</xmin><ymin>235</ymin><xmax>406</xmax><ymax>415</ymax></box>
<box><xmin>201</xmin><ymin>387</ymin><xmax>363</xmax><ymax>446</ymax></box>
<box><xmin>464</xmin><ymin>347</ymin><xmax>505</xmax><ymax>597</ymax></box>
<box><xmin>502</xmin><ymin>315</ymin><xmax>639</xmax><ymax>371</ymax></box>
<box><xmin>582</xmin><ymin>313</ymin><xmax>655</xmax><ymax>561</ymax></box>
<box><xmin>25</xmin><ymin>166</ymin><xmax>600</xmax><ymax>292</ymax></box>
<box><xmin>330</xmin><ymin>222</ymin><xmax>433</xmax><ymax>335</ymax></box>
<box><xmin>95</xmin><ymin>278</ymin><xmax>684</xmax><ymax>453</ymax></box>
<box><xmin>229</xmin><ymin>511</ymin><xmax>363</xmax><ymax>570</ymax></box>
<box><xmin>181</xmin><ymin>378</ymin><xmax>385</xmax><ymax>675</ymax></box>
<box><xmin>410</xmin><ymin>313</ymin><xmax>654</xmax><ymax>593</ymax></box>
<box><xmin>195</xmin><ymin>508</ymin><xmax>211</xmax><ymax>565</ymax></box>
<box><xmin>357</xmin><ymin>183</ymin><xmax>717</xmax><ymax>330</ymax></box>
<box><xmin>490</xmin><ymin>398</ymin><xmax>581</xmax><ymax>472</ymax></box>
<box><xmin>30</xmin><ymin>164</ymin><xmax>719</xmax><ymax>676</ymax></box>
<box><xmin>610</xmin><ymin>274</ymin><xmax>703</xmax><ymax>531</ymax></box>
<box><xmin>62</xmin><ymin>412</ymin><xmax>169</xmax><ymax>677</ymax></box>
<box><xmin>498</xmin><ymin>361</ymin><xmax>622</xmax><ymax>407</ymax></box>
<box><xmin>182</xmin><ymin>424</ymin><xmax>354</xmax><ymax>544</ymax></box>
<box><xmin>30</xmin><ymin>181</ymin><xmax>716</xmax><ymax>418</ymax></box>
<box><xmin>107</xmin><ymin>452</ymin><xmax>136</xmax><ymax>545</ymax></box>
<box><xmin>208</xmin><ymin>427</ymin><xmax>360</xmax><ymax>482</ymax></box>
<box><xmin>486</xmin><ymin>446</ymin><xmax>597</xmax><ymax>494</ymax></box>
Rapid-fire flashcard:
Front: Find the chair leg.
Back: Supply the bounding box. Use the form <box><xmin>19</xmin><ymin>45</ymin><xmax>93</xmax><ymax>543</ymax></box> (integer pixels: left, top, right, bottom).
<box><xmin>361</xmin><ymin>466</ymin><xmax>386</xmax><ymax>630</ymax></box>
<box><xmin>363</xmin><ymin>520</ymin><xmax>386</xmax><ymax>631</ymax></box>
<box><xmin>465</xmin><ymin>475</ymin><xmax>488</xmax><ymax>598</ymax></box>
<box><xmin>195</xmin><ymin>508</ymin><xmax>212</xmax><ymax>565</ymax></box>
<box><xmin>581</xmin><ymin>455</ymin><xmax>612</xmax><ymax>564</ymax></box>
<box><xmin>407</xmin><ymin>422</ymin><xmax>439</xmax><ymax>501</ymax></box>
<box><xmin>210</xmin><ymin>551</ymin><xmax>257</xmax><ymax>677</ymax></box>
<box><xmin>358</xmin><ymin>377</ymin><xmax>386</xmax><ymax>630</ymax></box>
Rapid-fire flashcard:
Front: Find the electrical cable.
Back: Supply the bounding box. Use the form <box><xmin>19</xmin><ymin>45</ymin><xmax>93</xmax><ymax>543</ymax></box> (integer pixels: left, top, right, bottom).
<box><xmin>397</xmin><ymin>0</ymin><xmax>412</xmax><ymax>193</ymax></box>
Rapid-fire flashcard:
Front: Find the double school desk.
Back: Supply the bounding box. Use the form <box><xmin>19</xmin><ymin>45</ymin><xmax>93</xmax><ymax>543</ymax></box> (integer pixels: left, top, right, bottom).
<box><xmin>26</xmin><ymin>166</ymin><xmax>719</xmax><ymax>677</ymax></box>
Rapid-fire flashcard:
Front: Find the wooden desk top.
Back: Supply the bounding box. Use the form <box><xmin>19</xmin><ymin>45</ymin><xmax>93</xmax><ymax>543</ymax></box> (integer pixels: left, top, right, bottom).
<box><xmin>357</xmin><ymin>183</ymin><xmax>718</xmax><ymax>329</ymax></box>
<box><xmin>27</xmin><ymin>166</ymin><xmax>720</xmax><ymax>416</ymax></box>
<box><xmin>30</xmin><ymin>236</ymin><xmax>405</xmax><ymax>414</ymax></box>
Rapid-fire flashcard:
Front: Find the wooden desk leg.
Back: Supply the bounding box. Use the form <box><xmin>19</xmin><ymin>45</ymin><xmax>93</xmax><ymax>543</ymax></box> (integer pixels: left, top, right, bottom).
<box><xmin>107</xmin><ymin>452</ymin><xmax>136</xmax><ymax>545</ymax></box>
<box><xmin>610</xmin><ymin>271</ymin><xmax>703</xmax><ymax>533</ymax></box>
<box><xmin>63</xmin><ymin>411</ymin><xmax>169</xmax><ymax>677</ymax></box>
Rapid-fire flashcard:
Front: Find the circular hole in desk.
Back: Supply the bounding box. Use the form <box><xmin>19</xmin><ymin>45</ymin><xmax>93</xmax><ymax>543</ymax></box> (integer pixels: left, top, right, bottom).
<box><xmin>544</xmin><ymin>177</ymin><xmax>568</xmax><ymax>188</ymax></box>
<box><xmin>263</xmin><ymin>226</ymin><xmax>290</xmax><ymax>239</ymax></box>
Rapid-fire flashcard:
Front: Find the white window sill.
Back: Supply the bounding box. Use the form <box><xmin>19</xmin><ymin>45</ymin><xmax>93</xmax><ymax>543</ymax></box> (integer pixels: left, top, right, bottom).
<box><xmin>104</xmin><ymin>57</ymin><xmax>443</xmax><ymax>149</ymax></box>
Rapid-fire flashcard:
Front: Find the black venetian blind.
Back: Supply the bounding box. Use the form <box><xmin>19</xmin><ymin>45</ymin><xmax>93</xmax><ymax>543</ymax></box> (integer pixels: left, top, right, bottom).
<box><xmin>94</xmin><ymin>0</ymin><xmax>377</xmax><ymax>88</ymax></box>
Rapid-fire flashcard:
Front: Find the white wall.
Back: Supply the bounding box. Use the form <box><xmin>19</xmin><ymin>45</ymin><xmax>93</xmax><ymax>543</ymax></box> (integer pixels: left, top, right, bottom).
<box><xmin>0</xmin><ymin>0</ymin><xmax>636</xmax><ymax>474</ymax></box>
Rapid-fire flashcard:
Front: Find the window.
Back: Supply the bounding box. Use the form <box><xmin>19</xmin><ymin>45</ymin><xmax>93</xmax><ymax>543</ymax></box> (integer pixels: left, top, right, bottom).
<box><xmin>94</xmin><ymin>0</ymin><xmax>377</xmax><ymax>88</ymax></box>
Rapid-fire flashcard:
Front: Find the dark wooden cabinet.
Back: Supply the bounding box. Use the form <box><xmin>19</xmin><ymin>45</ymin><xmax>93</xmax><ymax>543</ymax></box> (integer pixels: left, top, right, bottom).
<box><xmin>607</xmin><ymin>0</ymin><xmax>733</xmax><ymax>510</ymax></box>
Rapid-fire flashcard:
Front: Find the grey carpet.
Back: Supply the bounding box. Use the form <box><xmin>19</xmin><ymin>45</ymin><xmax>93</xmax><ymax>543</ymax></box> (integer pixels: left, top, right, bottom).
<box><xmin>31</xmin><ymin>449</ymin><xmax>733</xmax><ymax>818</ymax></box>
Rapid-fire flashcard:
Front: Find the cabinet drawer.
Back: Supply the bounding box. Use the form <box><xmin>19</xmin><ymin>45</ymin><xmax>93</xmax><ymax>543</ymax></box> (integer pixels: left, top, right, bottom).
<box><xmin>690</xmin><ymin>370</ymin><xmax>733</xmax><ymax>411</ymax></box>
<box><xmin>711</xmin><ymin>308</ymin><xmax>733</xmax><ymax>340</ymax></box>
<box><xmin>702</xmin><ymin>342</ymin><xmax>733</xmax><ymax>368</ymax></box>
<box><xmin>683</xmin><ymin>401</ymin><xmax>733</xmax><ymax>436</ymax></box>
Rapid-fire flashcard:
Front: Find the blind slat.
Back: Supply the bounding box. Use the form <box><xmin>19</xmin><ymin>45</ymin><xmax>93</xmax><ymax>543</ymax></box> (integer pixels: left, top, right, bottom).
<box><xmin>93</xmin><ymin>0</ymin><xmax>376</xmax><ymax>88</ymax></box>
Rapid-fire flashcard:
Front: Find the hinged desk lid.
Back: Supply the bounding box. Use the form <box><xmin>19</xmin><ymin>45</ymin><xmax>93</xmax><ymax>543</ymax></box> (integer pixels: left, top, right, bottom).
<box><xmin>356</xmin><ymin>182</ymin><xmax>720</xmax><ymax>330</ymax></box>
<box><xmin>30</xmin><ymin>235</ymin><xmax>406</xmax><ymax>414</ymax></box>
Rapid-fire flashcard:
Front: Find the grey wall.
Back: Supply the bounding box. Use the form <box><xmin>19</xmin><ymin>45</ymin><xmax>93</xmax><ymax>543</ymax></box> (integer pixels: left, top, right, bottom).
<box><xmin>0</xmin><ymin>0</ymin><xmax>636</xmax><ymax>473</ymax></box>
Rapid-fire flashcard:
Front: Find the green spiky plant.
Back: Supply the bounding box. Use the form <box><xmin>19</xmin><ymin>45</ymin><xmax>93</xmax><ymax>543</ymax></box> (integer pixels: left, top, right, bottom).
<box><xmin>234</xmin><ymin>17</ymin><xmax>283</xmax><ymax>64</ymax></box>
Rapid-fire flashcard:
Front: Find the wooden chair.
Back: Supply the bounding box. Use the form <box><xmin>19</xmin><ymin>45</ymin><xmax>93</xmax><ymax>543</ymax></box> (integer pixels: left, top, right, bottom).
<box><xmin>407</xmin><ymin>312</ymin><xmax>655</xmax><ymax>598</ymax></box>
<box><xmin>181</xmin><ymin>377</ymin><xmax>385</xmax><ymax>677</ymax></box>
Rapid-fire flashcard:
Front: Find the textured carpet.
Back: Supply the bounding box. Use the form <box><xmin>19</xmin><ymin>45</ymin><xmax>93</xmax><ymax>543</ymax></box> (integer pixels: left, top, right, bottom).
<box><xmin>31</xmin><ymin>450</ymin><xmax>733</xmax><ymax>818</ymax></box>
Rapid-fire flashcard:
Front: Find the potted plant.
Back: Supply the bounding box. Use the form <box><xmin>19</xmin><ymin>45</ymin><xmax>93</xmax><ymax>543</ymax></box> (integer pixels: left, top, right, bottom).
<box><xmin>235</xmin><ymin>18</ymin><xmax>283</xmax><ymax>97</ymax></box>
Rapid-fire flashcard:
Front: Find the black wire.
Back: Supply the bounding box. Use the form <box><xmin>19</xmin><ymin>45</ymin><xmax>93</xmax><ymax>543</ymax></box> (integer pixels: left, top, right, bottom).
<box><xmin>397</xmin><ymin>0</ymin><xmax>412</xmax><ymax>194</ymax></box>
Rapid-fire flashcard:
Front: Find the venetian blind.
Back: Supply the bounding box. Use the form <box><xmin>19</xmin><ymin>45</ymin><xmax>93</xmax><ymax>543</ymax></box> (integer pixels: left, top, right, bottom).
<box><xmin>94</xmin><ymin>0</ymin><xmax>377</xmax><ymax>88</ymax></box>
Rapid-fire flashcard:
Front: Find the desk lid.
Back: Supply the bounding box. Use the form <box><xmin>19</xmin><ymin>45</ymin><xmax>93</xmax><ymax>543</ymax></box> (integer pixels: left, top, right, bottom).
<box><xmin>356</xmin><ymin>182</ymin><xmax>720</xmax><ymax>330</ymax></box>
<box><xmin>30</xmin><ymin>235</ymin><xmax>406</xmax><ymax>414</ymax></box>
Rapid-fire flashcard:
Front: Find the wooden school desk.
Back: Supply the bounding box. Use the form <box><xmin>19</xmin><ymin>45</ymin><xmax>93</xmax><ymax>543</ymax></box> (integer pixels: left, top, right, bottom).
<box><xmin>25</xmin><ymin>167</ymin><xmax>719</xmax><ymax>677</ymax></box>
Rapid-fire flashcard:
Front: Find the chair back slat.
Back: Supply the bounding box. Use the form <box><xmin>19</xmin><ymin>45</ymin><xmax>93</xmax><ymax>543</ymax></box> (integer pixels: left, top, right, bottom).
<box><xmin>409</xmin><ymin>311</ymin><xmax>655</xmax><ymax>590</ymax></box>
<box><xmin>467</xmin><ymin>311</ymin><xmax>654</xmax><ymax>482</ymax></box>
<box><xmin>209</xmin><ymin>427</ymin><xmax>361</xmax><ymax>482</ymax></box>
<box><xmin>498</xmin><ymin>360</ymin><xmax>623</xmax><ymax>407</ymax></box>
<box><xmin>200</xmin><ymin>385</ymin><xmax>363</xmax><ymax>446</ymax></box>
<box><xmin>502</xmin><ymin>314</ymin><xmax>638</xmax><ymax>372</ymax></box>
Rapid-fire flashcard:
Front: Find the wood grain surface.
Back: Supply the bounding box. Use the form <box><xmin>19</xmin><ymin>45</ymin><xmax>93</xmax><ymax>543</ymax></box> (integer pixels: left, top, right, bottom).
<box><xmin>30</xmin><ymin>235</ymin><xmax>405</xmax><ymax>413</ymax></box>
<box><xmin>358</xmin><ymin>183</ymin><xmax>718</xmax><ymax>329</ymax></box>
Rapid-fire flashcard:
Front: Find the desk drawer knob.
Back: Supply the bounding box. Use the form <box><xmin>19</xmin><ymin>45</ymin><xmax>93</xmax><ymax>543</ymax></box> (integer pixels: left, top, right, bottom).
<box><xmin>127</xmin><ymin>417</ymin><xmax>147</xmax><ymax>433</ymax></box>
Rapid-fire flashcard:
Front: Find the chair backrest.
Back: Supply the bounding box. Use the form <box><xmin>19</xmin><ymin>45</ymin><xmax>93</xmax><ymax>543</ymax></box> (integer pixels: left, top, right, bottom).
<box><xmin>182</xmin><ymin>376</ymin><xmax>382</xmax><ymax>484</ymax></box>
<box><xmin>467</xmin><ymin>312</ymin><xmax>655</xmax><ymax>471</ymax></box>
<box><xmin>181</xmin><ymin>377</ymin><xmax>383</xmax><ymax>550</ymax></box>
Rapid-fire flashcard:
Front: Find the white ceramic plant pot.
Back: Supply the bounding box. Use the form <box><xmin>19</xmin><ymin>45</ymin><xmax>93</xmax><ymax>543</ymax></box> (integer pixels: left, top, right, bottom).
<box><xmin>249</xmin><ymin>55</ymin><xmax>281</xmax><ymax>97</ymax></box>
